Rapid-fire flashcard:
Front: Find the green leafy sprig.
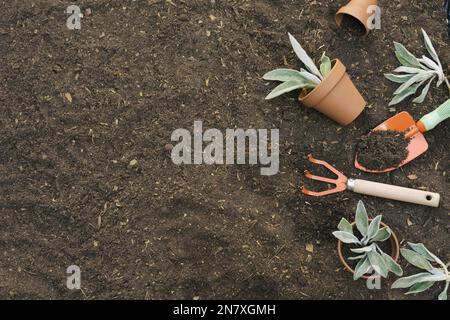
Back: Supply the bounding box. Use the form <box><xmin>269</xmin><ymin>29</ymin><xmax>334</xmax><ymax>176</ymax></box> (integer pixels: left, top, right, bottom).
<box><xmin>392</xmin><ymin>243</ymin><xmax>449</xmax><ymax>300</ymax></box>
<box><xmin>385</xmin><ymin>29</ymin><xmax>450</xmax><ymax>106</ymax></box>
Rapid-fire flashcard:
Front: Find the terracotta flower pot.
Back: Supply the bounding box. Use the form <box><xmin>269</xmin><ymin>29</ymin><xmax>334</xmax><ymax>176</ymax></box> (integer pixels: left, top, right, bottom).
<box><xmin>337</xmin><ymin>220</ymin><xmax>400</xmax><ymax>280</ymax></box>
<box><xmin>299</xmin><ymin>59</ymin><xmax>365</xmax><ymax>126</ymax></box>
<box><xmin>335</xmin><ymin>0</ymin><xmax>379</xmax><ymax>35</ymax></box>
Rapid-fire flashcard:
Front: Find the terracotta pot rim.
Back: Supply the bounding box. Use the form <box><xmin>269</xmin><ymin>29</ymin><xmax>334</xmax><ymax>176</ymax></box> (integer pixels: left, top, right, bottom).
<box><xmin>298</xmin><ymin>58</ymin><xmax>346</xmax><ymax>106</ymax></box>
<box><xmin>335</xmin><ymin>9</ymin><xmax>369</xmax><ymax>36</ymax></box>
<box><xmin>337</xmin><ymin>219</ymin><xmax>400</xmax><ymax>280</ymax></box>
<box><xmin>335</xmin><ymin>0</ymin><xmax>379</xmax><ymax>36</ymax></box>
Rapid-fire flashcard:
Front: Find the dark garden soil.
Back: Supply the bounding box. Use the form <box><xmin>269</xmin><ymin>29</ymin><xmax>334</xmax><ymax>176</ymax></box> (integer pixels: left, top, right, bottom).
<box><xmin>357</xmin><ymin>130</ymin><xmax>410</xmax><ymax>170</ymax></box>
<box><xmin>0</xmin><ymin>0</ymin><xmax>449</xmax><ymax>300</ymax></box>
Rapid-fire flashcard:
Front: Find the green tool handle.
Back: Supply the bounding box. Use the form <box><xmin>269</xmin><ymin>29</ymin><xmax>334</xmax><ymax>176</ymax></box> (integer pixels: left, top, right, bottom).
<box><xmin>419</xmin><ymin>98</ymin><xmax>450</xmax><ymax>132</ymax></box>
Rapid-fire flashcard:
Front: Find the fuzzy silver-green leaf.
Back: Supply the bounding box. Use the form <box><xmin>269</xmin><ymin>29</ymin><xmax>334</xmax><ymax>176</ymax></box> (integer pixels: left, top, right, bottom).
<box><xmin>263</xmin><ymin>68</ymin><xmax>320</xmax><ymax>85</ymax></box>
<box><xmin>319</xmin><ymin>52</ymin><xmax>332</xmax><ymax>77</ymax></box>
<box><xmin>367</xmin><ymin>251</ymin><xmax>388</xmax><ymax>278</ymax></box>
<box><xmin>401</xmin><ymin>248</ymin><xmax>434</xmax><ymax>271</ymax></box>
<box><xmin>388</xmin><ymin>82</ymin><xmax>421</xmax><ymax>106</ymax></box>
<box><xmin>393</xmin><ymin>71</ymin><xmax>432</xmax><ymax>95</ymax></box>
<box><xmin>405</xmin><ymin>281</ymin><xmax>435</xmax><ymax>295</ymax></box>
<box><xmin>394</xmin><ymin>42</ymin><xmax>421</xmax><ymax>67</ymax></box>
<box><xmin>419</xmin><ymin>56</ymin><xmax>440</xmax><ymax>72</ymax></box>
<box><xmin>421</xmin><ymin>29</ymin><xmax>440</xmax><ymax>65</ymax></box>
<box><xmin>393</xmin><ymin>66</ymin><xmax>423</xmax><ymax>74</ymax></box>
<box><xmin>337</xmin><ymin>218</ymin><xmax>353</xmax><ymax>234</ymax></box>
<box><xmin>351</xmin><ymin>244</ymin><xmax>375</xmax><ymax>254</ymax></box>
<box><xmin>264</xmin><ymin>69</ymin><xmax>307</xmax><ymax>82</ymax></box>
<box><xmin>407</xmin><ymin>242</ymin><xmax>444</xmax><ymax>265</ymax></box>
<box><xmin>298</xmin><ymin>71</ymin><xmax>321</xmax><ymax>84</ymax></box>
<box><xmin>380</xmin><ymin>251</ymin><xmax>403</xmax><ymax>276</ymax></box>
<box><xmin>371</xmin><ymin>227</ymin><xmax>391</xmax><ymax>242</ymax></box>
<box><xmin>355</xmin><ymin>200</ymin><xmax>368</xmax><ymax>237</ymax></box>
<box><xmin>288</xmin><ymin>33</ymin><xmax>323</xmax><ymax>80</ymax></box>
<box><xmin>265</xmin><ymin>80</ymin><xmax>309</xmax><ymax>100</ymax></box>
<box><xmin>332</xmin><ymin>231</ymin><xmax>360</xmax><ymax>244</ymax></box>
<box><xmin>367</xmin><ymin>215</ymin><xmax>382</xmax><ymax>240</ymax></box>
<box><xmin>348</xmin><ymin>254</ymin><xmax>366</xmax><ymax>261</ymax></box>
<box><xmin>438</xmin><ymin>282</ymin><xmax>449</xmax><ymax>300</ymax></box>
<box><xmin>384</xmin><ymin>73</ymin><xmax>414</xmax><ymax>83</ymax></box>
<box><xmin>392</xmin><ymin>272</ymin><xmax>434</xmax><ymax>289</ymax></box>
<box><xmin>412</xmin><ymin>76</ymin><xmax>434</xmax><ymax>104</ymax></box>
<box><xmin>353</xmin><ymin>257</ymin><xmax>371</xmax><ymax>280</ymax></box>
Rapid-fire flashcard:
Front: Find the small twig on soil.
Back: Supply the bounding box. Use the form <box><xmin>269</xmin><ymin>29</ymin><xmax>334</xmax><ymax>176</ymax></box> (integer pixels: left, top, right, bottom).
<box><xmin>23</xmin><ymin>269</ymin><xmax>37</xmax><ymax>276</ymax></box>
<box><xmin>165</xmin><ymin>0</ymin><xmax>177</xmax><ymax>7</ymax></box>
<box><xmin>423</xmin><ymin>217</ymin><xmax>432</xmax><ymax>228</ymax></box>
<box><xmin>267</xmin><ymin>244</ymin><xmax>286</xmax><ymax>265</ymax></box>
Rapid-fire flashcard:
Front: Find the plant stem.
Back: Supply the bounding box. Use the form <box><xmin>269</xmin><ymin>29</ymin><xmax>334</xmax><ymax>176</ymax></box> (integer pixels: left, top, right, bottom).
<box><xmin>445</xmin><ymin>77</ymin><xmax>450</xmax><ymax>93</ymax></box>
<box><xmin>443</xmin><ymin>262</ymin><xmax>450</xmax><ymax>278</ymax></box>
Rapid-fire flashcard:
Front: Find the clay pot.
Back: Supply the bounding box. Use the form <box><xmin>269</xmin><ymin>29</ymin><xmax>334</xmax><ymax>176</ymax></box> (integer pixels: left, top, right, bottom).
<box><xmin>337</xmin><ymin>220</ymin><xmax>400</xmax><ymax>280</ymax></box>
<box><xmin>299</xmin><ymin>59</ymin><xmax>365</xmax><ymax>126</ymax></box>
<box><xmin>336</xmin><ymin>0</ymin><xmax>379</xmax><ymax>35</ymax></box>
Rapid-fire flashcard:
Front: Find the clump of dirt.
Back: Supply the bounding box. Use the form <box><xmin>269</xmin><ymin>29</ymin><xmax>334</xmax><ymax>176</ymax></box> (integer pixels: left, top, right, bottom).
<box><xmin>357</xmin><ymin>130</ymin><xmax>410</xmax><ymax>170</ymax></box>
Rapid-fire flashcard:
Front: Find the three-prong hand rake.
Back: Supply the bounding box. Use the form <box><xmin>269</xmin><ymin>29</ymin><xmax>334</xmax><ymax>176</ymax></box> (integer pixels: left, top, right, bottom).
<box><xmin>301</xmin><ymin>155</ymin><xmax>440</xmax><ymax>207</ymax></box>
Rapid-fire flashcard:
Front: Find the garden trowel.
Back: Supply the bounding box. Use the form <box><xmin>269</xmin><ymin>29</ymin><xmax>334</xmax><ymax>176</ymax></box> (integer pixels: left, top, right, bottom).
<box><xmin>355</xmin><ymin>98</ymin><xmax>450</xmax><ymax>173</ymax></box>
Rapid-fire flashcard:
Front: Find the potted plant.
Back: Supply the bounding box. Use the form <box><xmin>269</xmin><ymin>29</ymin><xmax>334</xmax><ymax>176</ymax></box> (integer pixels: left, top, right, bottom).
<box><xmin>333</xmin><ymin>200</ymin><xmax>402</xmax><ymax>280</ymax></box>
<box><xmin>392</xmin><ymin>242</ymin><xmax>449</xmax><ymax>300</ymax></box>
<box><xmin>384</xmin><ymin>29</ymin><xmax>450</xmax><ymax>106</ymax></box>
<box><xmin>263</xmin><ymin>33</ymin><xmax>366</xmax><ymax>126</ymax></box>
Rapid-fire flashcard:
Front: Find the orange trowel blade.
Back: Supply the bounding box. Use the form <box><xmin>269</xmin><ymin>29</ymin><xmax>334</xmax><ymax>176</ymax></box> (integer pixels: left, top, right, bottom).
<box><xmin>355</xmin><ymin>111</ymin><xmax>429</xmax><ymax>173</ymax></box>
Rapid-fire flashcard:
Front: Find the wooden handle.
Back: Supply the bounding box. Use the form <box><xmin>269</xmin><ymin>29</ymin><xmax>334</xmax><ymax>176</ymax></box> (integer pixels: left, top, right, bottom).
<box><xmin>350</xmin><ymin>179</ymin><xmax>440</xmax><ymax>207</ymax></box>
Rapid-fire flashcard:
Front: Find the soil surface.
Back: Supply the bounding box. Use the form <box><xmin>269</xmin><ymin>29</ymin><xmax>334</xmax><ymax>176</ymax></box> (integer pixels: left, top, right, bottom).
<box><xmin>357</xmin><ymin>130</ymin><xmax>410</xmax><ymax>170</ymax></box>
<box><xmin>0</xmin><ymin>0</ymin><xmax>449</xmax><ymax>300</ymax></box>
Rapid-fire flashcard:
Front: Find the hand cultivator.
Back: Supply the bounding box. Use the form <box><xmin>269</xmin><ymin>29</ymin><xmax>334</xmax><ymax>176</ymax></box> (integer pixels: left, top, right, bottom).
<box><xmin>301</xmin><ymin>155</ymin><xmax>440</xmax><ymax>207</ymax></box>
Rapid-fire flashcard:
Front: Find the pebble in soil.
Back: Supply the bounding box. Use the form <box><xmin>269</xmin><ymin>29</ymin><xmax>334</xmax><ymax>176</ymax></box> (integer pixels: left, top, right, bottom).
<box><xmin>357</xmin><ymin>130</ymin><xmax>411</xmax><ymax>171</ymax></box>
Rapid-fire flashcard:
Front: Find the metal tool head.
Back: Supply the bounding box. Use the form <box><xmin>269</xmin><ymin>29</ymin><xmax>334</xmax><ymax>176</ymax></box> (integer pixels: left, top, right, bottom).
<box><xmin>355</xmin><ymin>111</ymin><xmax>429</xmax><ymax>173</ymax></box>
<box><xmin>301</xmin><ymin>154</ymin><xmax>348</xmax><ymax>196</ymax></box>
